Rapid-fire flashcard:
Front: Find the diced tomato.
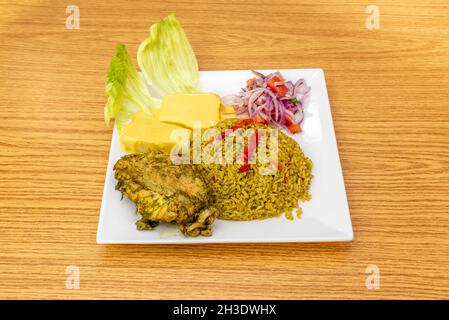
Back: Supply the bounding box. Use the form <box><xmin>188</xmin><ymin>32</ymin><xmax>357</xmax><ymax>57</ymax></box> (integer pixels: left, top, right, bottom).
<box><xmin>230</xmin><ymin>117</ymin><xmax>268</xmax><ymax>131</ymax></box>
<box><xmin>284</xmin><ymin>114</ymin><xmax>301</xmax><ymax>133</ymax></box>
<box><xmin>254</xmin><ymin>115</ymin><xmax>269</xmax><ymax>125</ymax></box>
<box><xmin>271</xmin><ymin>160</ymin><xmax>284</xmax><ymax>171</ymax></box>
<box><xmin>230</xmin><ymin>118</ymin><xmax>252</xmax><ymax>131</ymax></box>
<box><xmin>243</xmin><ymin>135</ymin><xmax>257</xmax><ymax>163</ymax></box>
<box><xmin>239</xmin><ymin>164</ymin><xmax>251</xmax><ymax>172</ymax></box>
<box><xmin>285</xmin><ymin>115</ymin><xmax>294</xmax><ymax>126</ymax></box>
<box><xmin>275</xmin><ymin>85</ymin><xmax>288</xmax><ymax>97</ymax></box>
<box><xmin>277</xmin><ymin>162</ymin><xmax>285</xmax><ymax>171</ymax></box>
<box><xmin>267</xmin><ymin>76</ymin><xmax>288</xmax><ymax>97</ymax></box>
<box><xmin>287</xmin><ymin>123</ymin><xmax>302</xmax><ymax>134</ymax></box>
<box><xmin>240</xmin><ymin>131</ymin><xmax>265</xmax><ymax>166</ymax></box>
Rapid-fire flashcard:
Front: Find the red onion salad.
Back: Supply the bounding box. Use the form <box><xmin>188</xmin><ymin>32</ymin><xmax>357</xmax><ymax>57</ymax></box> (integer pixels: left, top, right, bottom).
<box><xmin>221</xmin><ymin>70</ymin><xmax>311</xmax><ymax>134</ymax></box>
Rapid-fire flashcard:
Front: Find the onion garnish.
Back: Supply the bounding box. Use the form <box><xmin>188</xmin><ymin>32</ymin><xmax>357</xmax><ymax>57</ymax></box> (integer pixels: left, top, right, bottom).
<box><xmin>221</xmin><ymin>70</ymin><xmax>310</xmax><ymax>134</ymax></box>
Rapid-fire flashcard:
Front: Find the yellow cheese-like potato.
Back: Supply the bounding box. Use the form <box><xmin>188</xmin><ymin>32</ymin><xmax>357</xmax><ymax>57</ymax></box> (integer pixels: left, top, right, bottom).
<box><xmin>158</xmin><ymin>93</ymin><xmax>220</xmax><ymax>129</ymax></box>
<box><xmin>219</xmin><ymin>104</ymin><xmax>237</xmax><ymax>120</ymax></box>
<box><xmin>119</xmin><ymin>112</ymin><xmax>191</xmax><ymax>154</ymax></box>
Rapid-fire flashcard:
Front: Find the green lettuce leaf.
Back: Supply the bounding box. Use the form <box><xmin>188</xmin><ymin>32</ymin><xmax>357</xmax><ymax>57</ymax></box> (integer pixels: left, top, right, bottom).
<box><xmin>137</xmin><ymin>14</ymin><xmax>199</xmax><ymax>96</ymax></box>
<box><xmin>104</xmin><ymin>44</ymin><xmax>160</xmax><ymax>128</ymax></box>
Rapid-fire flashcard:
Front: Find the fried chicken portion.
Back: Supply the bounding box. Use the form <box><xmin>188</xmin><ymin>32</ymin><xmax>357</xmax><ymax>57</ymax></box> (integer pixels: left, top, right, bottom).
<box><xmin>114</xmin><ymin>148</ymin><xmax>216</xmax><ymax>237</ymax></box>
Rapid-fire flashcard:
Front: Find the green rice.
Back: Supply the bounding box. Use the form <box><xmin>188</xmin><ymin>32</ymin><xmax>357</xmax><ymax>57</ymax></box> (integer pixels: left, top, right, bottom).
<box><xmin>198</xmin><ymin>118</ymin><xmax>313</xmax><ymax>220</ymax></box>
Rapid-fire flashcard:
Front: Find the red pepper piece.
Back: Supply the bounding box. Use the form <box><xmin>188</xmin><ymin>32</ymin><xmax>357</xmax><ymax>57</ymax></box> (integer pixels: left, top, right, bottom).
<box><xmin>239</xmin><ymin>130</ymin><xmax>265</xmax><ymax>172</ymax></box>
<box><xmin>239</xmin><ymin>164</ymin><xmax>251</xmax><ymax>172</ymax></box>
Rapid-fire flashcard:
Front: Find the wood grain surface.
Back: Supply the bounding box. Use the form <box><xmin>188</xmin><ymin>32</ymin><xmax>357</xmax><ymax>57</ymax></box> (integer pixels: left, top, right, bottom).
<box><xmin>1</xmin><ymin>0</ymin><xmax>449</xmax><ymax>299</ymax></box>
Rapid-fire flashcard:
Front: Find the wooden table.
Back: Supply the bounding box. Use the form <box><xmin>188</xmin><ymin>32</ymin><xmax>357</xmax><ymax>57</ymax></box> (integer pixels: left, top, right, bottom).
<box><xmin>1</xmin><ymin>0</ymin><xmax>449</xmax><ymax>299</ymax></box>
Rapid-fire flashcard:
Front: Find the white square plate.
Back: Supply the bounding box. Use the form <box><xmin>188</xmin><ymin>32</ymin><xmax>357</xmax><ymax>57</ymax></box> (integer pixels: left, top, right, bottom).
<box><xmin>97</xmin><ymin>69</ymin><xmax>353</xmax><ymax>244</ymax></box>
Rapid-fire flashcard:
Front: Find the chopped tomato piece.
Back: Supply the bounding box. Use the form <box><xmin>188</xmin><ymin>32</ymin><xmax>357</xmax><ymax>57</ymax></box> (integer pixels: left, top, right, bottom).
<box><xmin>271</xmin><ymin>160</ymin><xmax>284</xmax><ymax>171</ymax></box>
<box><xmin>230</xmin><ymin>117</ymin><xmax>268</xmax><ymax>131</ymax></box>
<box><xmin>267</xmin><ymin>76</ymin><xmax>288</xmax><ymax>97</ymax></box>
<box><xmin>239</xmin><ymin>131</ymin><xmax>265</xmax><ymax>173</ymax></box>
<box><xmin>285</xmin><ymin>114</ymin><xmax>301</xmax><ymax>133</ymax></box>
<box><xmin>254</xmin><ymin>115</ymin><xmax>269</xmax><ymax>125</ymax></box>
<box><xmin>278</xmin><ymin>162</ymin><xmax>285</xmax><ymax>171</ymax></box>
<box><xmin>239</xmin><ymin>164</ymin><xmax>251</xmax><ymax>172</ymax></box>
<box><xmin>287</xmin><ymin>123</ymin><xmax>301</xmax><ymax>134</ymax></box>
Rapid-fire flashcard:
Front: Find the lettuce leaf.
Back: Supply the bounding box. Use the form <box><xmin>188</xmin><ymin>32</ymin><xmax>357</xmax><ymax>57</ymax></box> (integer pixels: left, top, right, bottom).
<box><xmin>137</xmin><ymin>14</ymin><xmax>199</xmax><ymax>96</ymax></box>
<box><xmin>104</xmin><ymin>44</ymin><xmax>160</xmax><ymax>128</ymax></box>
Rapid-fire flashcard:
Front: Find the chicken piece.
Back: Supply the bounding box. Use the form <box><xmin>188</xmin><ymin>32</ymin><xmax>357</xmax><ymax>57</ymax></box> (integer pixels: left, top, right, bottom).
<box><xmin>114</xmin><ymin>148</ymin><xmax>216</xmax><ymax>237</ymax></box>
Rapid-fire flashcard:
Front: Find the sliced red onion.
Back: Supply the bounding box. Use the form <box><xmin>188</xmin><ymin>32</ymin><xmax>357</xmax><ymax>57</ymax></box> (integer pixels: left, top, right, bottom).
<box><xmin>263</xmin><ymin>89</ymin><xmax>279</xmax><ymax>122</ymax></box>
<box><xmin>293</xmin><ymin>79</ymin><xmax>304</xmax><ymax>95</ymax></box>
<box><xmin>293</xmin><ymin>78</ymin><xmax>311</xmax><ymax>103</ymax></box>
<box><xmin>266</xmin><ymin>95</ymin><xmax>272</xmax><ymax>113</ymax></box>
<box><xmin>295</xmin><ymin>108</ymin><xmax>304</xmax><ymax>124</ymax></box>
<box><xmin>257</xmin><ymin>111</ymin><xmax>269</xmax><ymax>122</ymax></box>
<box><xmin>251</xmin><ymin>70</ymin><xmax>266</xmax><ymax>80</ymax></box>
<box><xmin>284</xmin><ymin>108</ymin><xmax>295</xmax><ymax>119</ymax></box>
<box><xmin>247</xmin><ymin>88</ymin><xmax>265</xmax><ymax>115</ymax></box>
<box><xmin>253</xmin><ymin>103</ymin><xmax>266</xmax><ymax>116</ymax></box>
<box><xmin>256</xmin><ymin>95</ymin><xmax>265</xmax><ymax>105</ymax></box>
<box><xmin>285</xmin><ymin>81</ymin><xmax>294</xmax><ymax>92</ymax></box>
<box><xmin>222</xmin><ymin>70</ymin><xmax>310</xmax><ymax>133</ymax></box>
<box><xmin>278</xmin><ymin>99</ymin><xmax>286</xmax><ymax>124</ymax></box>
